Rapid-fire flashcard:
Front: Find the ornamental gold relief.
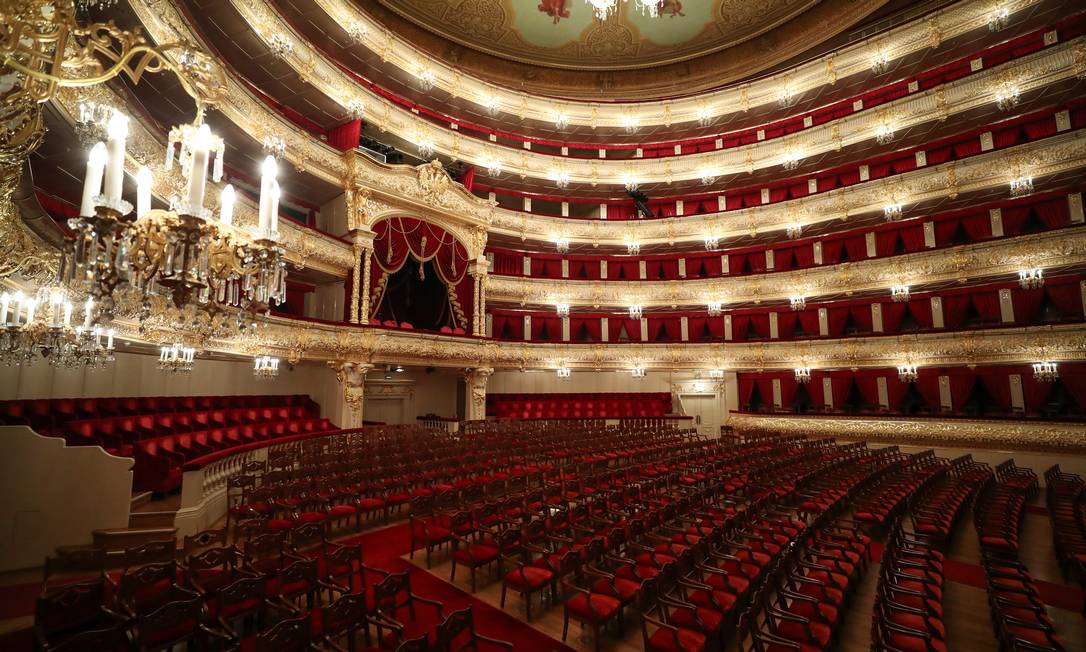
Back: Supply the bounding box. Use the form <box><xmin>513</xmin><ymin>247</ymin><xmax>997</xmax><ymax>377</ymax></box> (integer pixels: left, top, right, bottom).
<box><xmin>487</xmin><ymin>229</ymin><xmax>1086</xmax><ymax>308</ymax></box>
<box><xmin>132</xmin><ymin>0</ymin><xmax>1074</xmax><ymax>186</ymax></box>
<box><xmin>730</xmin><ymin>414</ymin><xmax>1086</xmax><ymax>454</ymax></box>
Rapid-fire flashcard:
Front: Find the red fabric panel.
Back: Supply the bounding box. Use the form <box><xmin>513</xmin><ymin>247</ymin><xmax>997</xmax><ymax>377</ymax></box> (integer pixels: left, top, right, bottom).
<box><xmin>705</xmin><ymin>316</ymin><xmax>724</xmax><ymax>339</ymax></box>
<box><xmin>738</xmin><ymin>377</ymin><xmax>755</xmax><ymax>407</ymax></box>
<box><xmin>850</xmin><ymin>304</ymin><xmax>874</xmax><ymax>333</ymax></box>
<box><xmin>1001</xmin><ymin>206</ymin><xmax>1030</xmax><ymax>235</ymax></box>
<box><xmin>779</xmin><ymin>376</ymin><xmax>798</xmax><ymax>408</ymax></box>
<box><xmin>842</xmin><ymin>235</ymin><xmax>867</xmax><ymax>261</ymax></box>
<box><xmin>960</xmin><ymin>213</ymin><xmax>991</xmax><ymax>241</ymax></box>
<box><xmin>855</xmin><ymin>374</ymin><xmax>880</xmax><ymax>408</ymax></box>
<box><xmin>1012</xmin><ymin>288</ymin><xmax>1044</xmax><ymax>325</ymax></box>
<box><xmin>828</xmin><ymin>373</ymin><xmax>853</xmax><ymax>408</ymax></box>
<box><xmin>609</xmin><ymin>318</ymin><xmax>641</xmax><ymax>342</ymax></box>
<box><xmin>460</xmin><ymin>166</ymin><xmax>476</xmax><ymax>192</ymax></box>
<box><xmin>570</xmin><ymin>317</ymin><xmax>602</xmax><ymax>342</ymax></box>
<box><xmin>777</xmin><ymin>312</ymin><xmax>797</xmax><ymax>339</ymax></box>
<box><xmin>730</xmin><ymin>314</ymin><xmax>750</xmax><ymax>341</ymax></box>
<box><xmin>1034</xmin><ymin>198</ymin><xmax>1070</xmax><ymax>228</ymax></box>
<box><xmin>907</xmin><ymin>298</ymin><xmax>934</xmax><ymax>329</ymax></box>
<box><xmin>1046</xmin><ymin>281</ymin><xmax>1084</xmax><ymax>317</ymax></box>
<box><xmin>749</xmin><ymin>313</ymin><xmax>771</xmax><ymax>339</ymax></box>
<box><xmin>327</xmin><ymin>119</ymin><xmax>361</xmax><ymax>151</ymax></box>
<box><xmin>1061</xmin><ymin>367</ymin><xmax>1086</xmax><ymax>409</ymax></box>
<box><xmin>885</xmin><ymin>376</ymin><xmax>909</xmax><ymax>411</ymax></box>
<box><xmin>899</xmin><ymin>224</ymin><xmax>927</xmax><ymax>251</ymax></box>
<box><xmin>941</xmin><ymin>295</ymin><xmax>971</xmax><ymax>329</ymax></box>
<box><xmin>687</xmin><ymin>316</ymin><xmax>707</xmax><ymax>342</ymax></box>
<box><xmin>947</xmin><ymin>369</ymin><xmax>976</xmax><ymax>410</ymax></box>
<box><xmin>980</xmin><ymin>371</ymin><xmax>1012</xmax><ymax>409</ymax></box>
<box><xmin>491</xmin><ymin>251</ymin><xmax>523</xmax><ymax>275</ymax></box>
<box><xmin>755</xmin><ymin>377</ymin><xmax>775</xmax><ymax>407</ymax></box>
<box><xmin>915</xmin><ymin>372</ymin><xmax>943</xmax><ymax>409</ymax></box>
<box><xmin>821</xmin><ymin>239</ymin><xmax>843</xmax><ymax>265</ymax></box>
<box><xmin>881</xmin><ymin>302</ymin><xmax>905</xmax><ymax>333</ymax></box>
<box><xmin>935</xmin><ymin>218</ymin><xmax>962</xmax><ymax>246</ymax></box>
<box><xmin>806</xmin><ymin>372</ymin><xmax>826</xmax><ymax>407</ymax></box>
<box><xmin>875</xmin><ymin>230</ymin><xmax>900</xmax><ymax>257</ymax></box>
<box><xmin>827</xmin><ymin>306</ymin><xmax>850</xmax><ymax>337</ymax></box>
<box><xmin>971</xmin><ymin>290</ymin><xmax>1002</xmax><ymax>322</ymax></box>
<box><xmin>796</xmin><ymin>309</ymin><xmax>820</xmax><ymax>337</ymax></box>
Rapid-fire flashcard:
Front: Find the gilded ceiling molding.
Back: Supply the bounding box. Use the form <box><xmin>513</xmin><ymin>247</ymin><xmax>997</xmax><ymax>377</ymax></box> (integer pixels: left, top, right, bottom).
<box><xmin>487</xmin><ymin>228</ymin><xmax>1086</xmax><ymax>308</ymax></box>
<box><xmin>50</xmin><ymin>84</ymin><xmax>354</xmax><ymax>277</ymax></box>
<box><xmin>312</xmin><ymin>0</ymin><xmax>1033</xmax><ymax>127</ymax></box>
<box><xmin>99</xmin><ymin>307</ymin><xmax>1085</xmax><ymax>373</ymax></box>
<box><xmin>195</xmin><ymin>0</ymin><xmax>1085</xmax><ymax>185</ymax></box>
<box><xmin>487</xmin><ymin>132</ymin><xmax>1086</xmax><ymax>245</ymax></box>
<box><xmin>729</xmin><ymin>414</ymin><xmax>1086</xmax><ymax>454</ymax></box>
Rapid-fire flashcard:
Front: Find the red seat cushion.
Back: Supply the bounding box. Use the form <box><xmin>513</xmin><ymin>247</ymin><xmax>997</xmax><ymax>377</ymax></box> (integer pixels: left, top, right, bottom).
<box><xmin>647</xmin><ymin>626</ymin><xmax>706</xmax><ymax>652</ymax></box>
<box><xmin>565</xmin><ymin>593</ymin><xmax>621</xmax><ymax>622</ymax></box>
<box><xmin>503</xmin><ymin>566</ymin><xmax>553</xmax><ymax>590</ymax></box>
<box><xmin>453</xmin><ymin>544</ymin><xmax>500</xmax><ymax>566</ymax></box>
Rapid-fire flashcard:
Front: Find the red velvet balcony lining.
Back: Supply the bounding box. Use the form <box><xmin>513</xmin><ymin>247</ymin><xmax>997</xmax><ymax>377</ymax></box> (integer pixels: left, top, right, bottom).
<box><xmin>486</xmin><ymin>392</ymin><xmax>672</xmax><ymax>419</ymax></box>
<box><xmin>736</xmin><ymin>363</ymin><xmax>1086</xmax><ymax>420</ymax></box>
<box><xmin>475</xmin><ymin>101</ymin><xmax>1086</xmax><ymax>219</ymax></box>
<box><xmin>488</xmin><ymin>190</ymin><xmax>1081</xmax><ymax>280</ymax></box>
<box><xmin>296</xmin><ymin>11</ymin><xmax>1084</xmax><ymax>155</ymax></box>
<box><xmin>488</xmin><ymin>274</ymin><xmax>1085</xmax><ymax>343</ymax></box>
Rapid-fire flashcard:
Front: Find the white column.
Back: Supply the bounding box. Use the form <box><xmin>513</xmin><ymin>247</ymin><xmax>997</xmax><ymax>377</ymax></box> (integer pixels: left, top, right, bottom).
<box><xmin>328</xmin><ymin>362</ymin><xmax>373</xmax><ymax>429</ymax></box>
<box><xmin>463</xmin><ymin>367</ymin><xmax>494</xmax><ymax>421</ymax></box>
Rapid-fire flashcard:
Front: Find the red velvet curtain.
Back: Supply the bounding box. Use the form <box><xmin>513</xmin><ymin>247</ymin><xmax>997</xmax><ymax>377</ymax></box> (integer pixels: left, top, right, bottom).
<box><xmin>1046</xmin><ymin>282</ymin><xmax>1084</xmax><ymax>317</ymax></box>
<box><xmin>899</xmin><ymin>224</ymin><xmax>927</xmax><ymax>251</ymax></box>
<box><xmin>730</xmin><ymin>314</ymin><xmax>750</xmax><ymax>341</ymax></box>
<box><xmin>738</xmin><ymin>376</ymin><xmax>756</xmax><ymax>408</ymax></box>
<box><xmin>609</xmin><ymin>317</ymin><xmax>641</xmax><ymax>342</ymax></box>
<box><xmin>915</xmin><ymin>371</ymin><xmax>943</xmax><ymax>409</ymax></box>
<box><xmin>907</xmin><ymin>298</ymin><xmax>933</xmax><ymax>330</ymax></box>
<box><xmin>881</xmin><ymin>302</ymin><xmax>906</xmax><ymax>333</ymax></box>
<box><xmin>971</xmin><ymin>290</ymin><xmax>1002</xmax><ymax>323</ymax></box>
<box><xmin>1034</xmin><ymin>198</ymin><xmax>1069</xmax><ymax>229</ymax></box>
<box><xmin>1012</xmin><ymin>288</ymin><xmax>1044</xmax><ymax>325</ymax></box>
<box><xmin>371</xmin><ymin>217</ymin><xmax>471</xmax><ymax>328</ymax></box>
<box><xmin>980</xmin><ymin>371</ymin><xmax>1012</xmax><ymax>410</ymax></box>
<box><xmin>777</xmin><ymin>312</ymin><xmax>797</xmax><ymax>339</ymax></box>
<box><xmin>327</xmin><ymin>119</ymin><xmax>361</xmax><ymax>151</ymax></box>
<box><xmin>749</xmin><ymin>313</ymin><xmax>771</xmax><ymax>339</ymax></box>
<box><xmin>779</xmin><ymin>376</ymin><xmax>799</xmax><ymax>408</ymax></box>
<box><xmin>827</xmin><ymin>306</ymin><xmax>850</xmax><ymax>337</ymax></box>
<box><xmin>855</xmin><ymin>374</ymin><xmax>881</xmax><ymax>408</ymax></box>
<box><xmin>850</xmin><ymin>305</ymin><xmax>874</xmax><ymax>333</ymax></box>
<box><xmin>941</xmin><ymin>295</ymin><xmax>971</xmax><ymax>329</ymax></box>
<box><xmin>947</xmin><ymin>370</ymin><xmax>977</xmax><ymax>410</ymax></box>
<box><xmin>885</xmin><ymin>376</ymin><xmax>910</xmax><ymax>411</ymax></box>
<box><xmin>960</xmin><ymin>213</ymin><xmax>991</xmax><ymax>241</ymax></box>
<box><xmin>796</xmin><ymin>309</ymin><xmax>821</xmax><ymax>336</ymax></box>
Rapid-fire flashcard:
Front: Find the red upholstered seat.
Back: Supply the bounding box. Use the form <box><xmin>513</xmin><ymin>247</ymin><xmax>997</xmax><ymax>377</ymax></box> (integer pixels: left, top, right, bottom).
<box><xmin>565</xmin><ymin>592</ymin><xmax>620</xmax><ymax>621</ymax></box>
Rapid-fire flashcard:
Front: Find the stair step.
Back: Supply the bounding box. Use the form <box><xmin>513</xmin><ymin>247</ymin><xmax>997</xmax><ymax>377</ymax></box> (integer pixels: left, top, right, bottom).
<box><xmin>128</xmin><ymin>511</ymin><xmax>177</xmax><ymax>528</ymax></box>
<box><xmin>130</xmin><ymin>491</ymin><xmax>153</xmax><ymax>510</ymax></box>
<box><xmin>92</xmin><ymin>527</ymin><xmax>177</xmax><ymax>551</ymax></box>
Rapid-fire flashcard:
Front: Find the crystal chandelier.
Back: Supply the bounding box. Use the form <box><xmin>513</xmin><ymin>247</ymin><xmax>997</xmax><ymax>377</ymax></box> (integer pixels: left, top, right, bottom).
<box><xmin>696</xmin><ymin>107</ymin><xmax>714</xmax><ymax>128</ymax></box>
<box><xmin>1018</xmin><ymin>268</ymin><xmax>1044</xmax><ymax>289</ymax></box>
<box><xmin>346</xmin><ymin>98</ymin><xmax>365</xmax><ymax>121</ymax></box>
<box><xmin>0</xmin><ymin>289</ymin><xmax>115</xmax><ymax>368</ymax></box>
<box><xmin>1009</xmin><ymin>177</ymin><xmax>1033</xmax><ymax>197</ymax></box>
<box><xmin>262</xmin><ymin>135</ymin><xmax>286</xmax><ymax>159</ymax></box>
<box><xmin>871</xmin><ymin>52</ymin><xmax>890</xmax><ymax>75</ymax></box>
<box><xmin>995</xmin><ymin>86</ymin><xmax>1020</xmax><ymax>111</ymax></box>
<box><xmin>630</xmin><ymin>367</ymin><xmax>646</xmax><ymax>379</ymax></box>
<box><xmin>789</xmin><ymin>295</ymin><xmax>806</xmax><ymax>311</ymax></box>
<box><xmin>555</xmin><ymin>303</ymin><xmax>570</xmax><ymax>317</ymax></box>
<box><xmin>268</xmin><ymin>33</ymin><xmax>294</xmax><ymax>60</ymax></box>
<box><xmin>345</xmin><ymin>23</ymin><xmax>368</xmax><ymax>43</ymax></box>
<box><xmin>884</xmin><ymin>203</ymin><xmax>903</xmax><ymax>221</ymax></box>
<box><xmin>785</xmin><ymin>223</ymin><xmax>802</xmax><ymax>240</ymax></box>
<box><xmin>158</xmin><ymin>343</ymin><xmax>195</xmax><ymax>373</ymax></box>
<box><xmin>781</xmin><ymin>148</ymin><xmax>803</xmax><ymax>171</ymax></box>
<box><xmin>897</xmin><ymin>364</ymin><xmax>919</xmax><ymax>383</ymax></box>
<box><xmin>556</xmin><ymin>367</ymin><xmax>571</xmax><ymax>379</ymax></box>
<box><xmin>61</xmin><ymin>111</ymin><xmax>287</xmax><ymax>335</ymax></box>
<box><xmin>416</xmin><ymin>138</ymin><xmax>436</xmax><ymax>159</ymax></box>
<box><xmin>704</xmin><ymin>235</ymin><xmax>719</xmax><ymax>251</ymax></box>
<box><xmin>794</xmin><ymin>367</ymin><xmax>812</xmax><ymax>383</ymax></box>
<box><xmin>74</xmin><ymin>99</ymin><xmax>116</xmax><ymax>146</ymax></box>
<box><xmin>988</xmin><ymin>6</ymin><xmax>1010</xmax><ymax>31</ymax></box>
<box><xmin>707</xmin><ymin>302</ymin><xmax>722</xmax><ymax>317</ymax></box>
<box><xmin>891</xmin><ymin>285</ymin><xmax>910</xmax><ymax>302</ymax></box>
<box><xmin>626</xmin><ymin>241</ymin><xmax>640</xmax><ymax>255</ymax></box>
<box><xmin>628</xmin><ymin>305</ymin><xmax>643</xmax><ymax>319</ymax></box>
<box><xmin>416</xmin><ymin>68</ymin><xmax>436</xmax><ymax>92</ymax></box>
<box><xmin>482</xmin><ymin>156</ymin><xmax>503</xmax><ymax>177</ymax></box>
<box><xmin>874</xmin><ymin>123</ymin><xmax>895</xmax><ymax>145</ymax></box>
<box><xmin>555</xmin><ymin>239</ymin><xmax>570</xmax><ymax>254</ymax></box>
<box><xmin>1032</xmin><ymin>361</ymin><xmax>1058</xmax><ymax>382</ymax></box>
<box><xmin>253</xmin><ymin>355</ymin><xmax>280</xmax><ymax>379</ymax></box>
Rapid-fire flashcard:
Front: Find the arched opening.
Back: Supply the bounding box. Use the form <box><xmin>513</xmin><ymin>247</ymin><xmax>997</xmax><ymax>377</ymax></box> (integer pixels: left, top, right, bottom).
<box><xmin>368</xmin><ymin>217</ymin><xmax>472</xmax><ymax>333</ymax></box>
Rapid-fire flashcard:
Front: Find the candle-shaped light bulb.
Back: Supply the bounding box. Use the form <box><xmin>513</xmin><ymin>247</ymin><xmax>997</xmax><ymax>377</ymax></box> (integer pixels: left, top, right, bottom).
<box><xmin>63</xmin><ymin>301</ymin><xmax>72</xmax><ymax>327</ymax></box>
<box><xmin>219</xmin><ymin>184</ymin><xmax>236</xmax><ymax>226</ymax></box>
<box><xmin>50</xmin><ymin>290</ymin><xmax>63</xmax><ymax>327</ymax></box>
<box><xmin>268</xmin><ymin>181</ymin><xmax>281</xmax><ymax>236</ymax></box>
<box><xmin>258</xmin><ymin>155</ymin><xmax>278</xmax><ymax>234</ymax></box>
<box><xmin>83</xmin><ymin>297</ymin><xmax>94</xmax><ymax>328</ymax></box>
<box><xmin>0</xmin><ymin>292</ymin><xmax>9</xmax><ymax>325</ymax></box>
<box><xmin>185</xmin><ymin>123</ymin><xmax>213</xmax><ymax>213</ymax></box>
<box><xmin>103</xmin><ymin>111</ymin><xmax>129</xmax><ymax>204</ymax></box>
<box><xmin>136</xmin><ymin>165</ymin><xmax>152</xmax><ymax>218</ymax></box>
<box><xmin>80</xmin><ymin>142</ymin><xmax>108</xmax><ymax>217</ymax></box>
<box><xmin>160</xmin><ymin>346</ymin><xmax>168</xmax><ymax>362</ymax></box>
<box><xmin>106</xmin><ymin>329</ymin><xmax>114</xmax><ymax>350</ymax></box>
<box><xmin>25</xmin><ymin>298</ymin><xmax>37</xmax><ymax>325</ymax></box>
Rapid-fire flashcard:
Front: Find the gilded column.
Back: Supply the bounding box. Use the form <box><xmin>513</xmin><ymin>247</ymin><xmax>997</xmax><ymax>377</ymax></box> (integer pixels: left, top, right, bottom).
<box><xmin>471</xmin><ymin>273</ymin><xmax>481</xmax><ymax>336</ymax></box>
<box><xmin>463</xmin><ymin>367</ymin><xmax>494</xmax><ymax>421</ymax></box>
<box><xmin>349</xmin><ymin>243</ymin><xmax>362</xmax><ymax>324</ymax></box>
<box><xmin>478</xmin><ymin>273</ymin><xmax>487</xmax><ymax>337</ymax></box>
<box><xmin>359</xmin><ymin>247</ymin><xmax>372</xmax><ymax>323</ymax></box>
<box><xmin>328</xmin><ymin>361</ymin><xmax>373</xmax><ymax>428</ymax></box>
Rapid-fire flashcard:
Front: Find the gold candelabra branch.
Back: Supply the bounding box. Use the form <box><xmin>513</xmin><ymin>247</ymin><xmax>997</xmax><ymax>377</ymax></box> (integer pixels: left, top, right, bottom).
<box><xmin>1</xmin><ymin>1</ymin><xmax>227</xmax><ymax>109</ymax></box>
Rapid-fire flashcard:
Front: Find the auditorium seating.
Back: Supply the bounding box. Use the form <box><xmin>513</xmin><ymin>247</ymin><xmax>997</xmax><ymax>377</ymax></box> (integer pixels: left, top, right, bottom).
<box><xmin>0</xmin><ymin>394</ymin><xmax>335</xmax><ymax>493</ymax></box>
<box><xmin>485</xmin><ymin>392</ymin><xmax>673</xmax><ymax>419</ymax></box>
<box><xmin>1044</xmin><ymin>465</ymin><xmax>1086</xmax><ymax>577</ymax></box>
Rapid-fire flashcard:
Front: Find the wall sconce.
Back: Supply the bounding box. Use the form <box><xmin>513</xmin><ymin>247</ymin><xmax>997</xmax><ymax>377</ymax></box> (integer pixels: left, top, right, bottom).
<box><xmin>704</xmin><ymin>235</ymin><xmax>719</xmax><ymax>250</ymax></box>
<box><xmin>555</xmin><ymin>239</ymin><xmax>569</xmax><ymax>254</ymax></box>
<box><xmin>897</xmin><ymin>364</ymin><xmax>919</xmax><ymax>383</ymax></box>
<box><xmin>626</xmin><ymin>241</ymin><xmax>641</xmax><ymax>255</ymax></box>
<box><xmin>890</xmin><ymin>285</ymin><xmax>910</xmax><ymax>302</ymax></box>
<box><xmin>1009</xmin><ymin>176</ymin><xmax>1033</xmax><ymax>197</ymax></box>
<box><xmin>556</xmin><ymin>304</ymin><xmax>570</xmax><ymax>317</ymax></box>
<box><xmin>628</xmin><ymin>305</ymin><xmax>643</xmax><ymax>319</ymax></box>
<box><xmin>1032</xmin><ymin>361</ymin><xmax>1058</xmax><ymax>382</ymax></box>
<box><xmin>785</xmin><ymin>223</ymin><xmax>802</xmax><ymax>240</ymax></box>
<box><xmin>884</xmin><ymin>203</ymin><xmax>903</xmax><ymax>221</ymax></box>
<box><xmin>556</xmin><ymin>367</ymin><xmax>571</xmax><ymax>379</ymax></box>
<box><xmin>631</xmin><ymin>367</ymin><xmax>646</xmax><ymax>378</ymax></box>
<box><xmin>789</xmin><ymin>295</ymin><xmax>806</xmax><ymax>311</ymax></box>
<box><xmin>708</xmin><ymin>369</ymin><xmax>725</xmax><ymax>379</ymax></box>
<box><xmin>707</xmin><ymin>302</ymin><xmax>722</xmax><ymax>317</ymax></box>
<box><xmin>794</xmin><ymin>367</ymin><xmax>812</xmax><ymax>383</ymax></box>
<box><xmin>1018</xmin><ymin>268</ymin><xmax>1044</xmax><ymax>289</ymax></box>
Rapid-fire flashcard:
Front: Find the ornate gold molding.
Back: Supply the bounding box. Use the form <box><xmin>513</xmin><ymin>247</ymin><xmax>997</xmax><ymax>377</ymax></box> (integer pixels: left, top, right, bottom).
<box><xmin>310</xmin><ymin>0</ymin><xmax>1033</xmax><ymax>127</ymax></box>
<box><xmin>730</xmin><ymin>413</ymin><xmax>1086</xmax><ymax>454</ymax></box>
<box><xmin>169</xmin><ymin>0</ymin><xmax>1086</xmax><ymax>185</ymax></box>
<box><xmin>488</xmin><ymin>228</ymin><xmax>1086</xmax><ymax>308</ymax></box>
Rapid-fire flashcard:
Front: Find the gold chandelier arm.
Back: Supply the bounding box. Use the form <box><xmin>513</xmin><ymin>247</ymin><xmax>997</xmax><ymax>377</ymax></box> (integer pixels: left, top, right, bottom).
<box><xmin>1</xmin><ymin>3</ymin><xmax>226</xmax><ymax>109</ymax></box>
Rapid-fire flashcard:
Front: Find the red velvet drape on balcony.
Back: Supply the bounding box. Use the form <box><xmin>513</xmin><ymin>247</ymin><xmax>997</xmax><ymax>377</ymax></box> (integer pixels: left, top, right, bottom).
<box><xmin>327</xmin><ymin>119</ymin><xmax>361</xmax><ymax>151</ymax></box>
<box><xmin>370</xmin><ymin>218</ymin><xmax>471</xmax><ymax>328</ymax></box>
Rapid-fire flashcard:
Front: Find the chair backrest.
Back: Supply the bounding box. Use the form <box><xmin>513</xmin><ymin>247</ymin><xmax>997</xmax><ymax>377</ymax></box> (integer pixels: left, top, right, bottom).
<box><xmin>320</xmin><ymin>592</ymin><xmax>368</xmax><ymax>640</ymax></box>
<box><xmin>436</xmin><ymin>606</ymin><xmax>475</xmax><ymax>650</ymax></box>
<box><xmin>371</xmin><ymin>571</ymin><xmax>410</xmax><ymax>613</ymax></box>
<box><xmin>218</xmin><ymin>576</ymin><xmax>266</xmax><ymax>622</ymax></box>
<box><xmin>254</xmin><ymin>615</ymin><xmax>311</xmax><ymax>652</ymax></box>
<box><xmin>49</xmin><ymin>622</ymin><xmax>132</xmax><ymax>652</ymax></box>
<box><xmin>183</xmin><ymin>528</ymin><xmax>227</xmax><ymax>555</ymax></box>
<box><xmin>41</xmin><ymin>547</ymin><xmax>107</xmax><ymax>593</ymax></box>
<box><xmin>136</xmin><ymin>595</ymin><xmax>204</xmax><ymax>650</ymax></box>
<box><xmin>122</xmin><ymin>539</ymin><xmax>176</xmax><ymax>568</ymax></box>
<box><xmin>35</xmin><ymin>578</ymin><xmax>109</xmax><ymax>639</ymax></box>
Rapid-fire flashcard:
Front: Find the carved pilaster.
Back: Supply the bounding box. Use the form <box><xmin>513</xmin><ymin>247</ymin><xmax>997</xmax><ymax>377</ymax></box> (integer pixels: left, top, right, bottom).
<box><xmin>328</xmin><ymin>361</ymin><xmax>374</xmax><ymax>428</ymax></box>
<box><xmin>463</xmin><ymin>367</ymin><xmax>494</xmax><ymax>421</ymax></box>
<box><xmin>349</xmin><ymin>243</ymin><xmax>363</xmax><ymax>324</ymax></box>
<box><xmin>360</xmin><ymin>248</ymin><xmax>373</xmax><ymax>323</ymax></box>
<box><xmin>468</xmin><ymin>258</ymin><xmax>490</xmax><ymax>337</ymax></box>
